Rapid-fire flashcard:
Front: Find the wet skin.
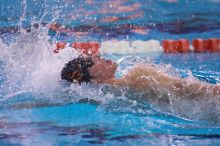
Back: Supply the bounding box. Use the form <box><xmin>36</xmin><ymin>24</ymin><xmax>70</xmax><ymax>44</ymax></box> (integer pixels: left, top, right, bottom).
<box><xmin>87</xmin><ymin>57</ymin><xmax>220</xmax><ymax>98</ymax></box>
<box><xmin>88</xmin><ymin>56</ymin><xmax>118</xmax><ymax>83</ymax></box>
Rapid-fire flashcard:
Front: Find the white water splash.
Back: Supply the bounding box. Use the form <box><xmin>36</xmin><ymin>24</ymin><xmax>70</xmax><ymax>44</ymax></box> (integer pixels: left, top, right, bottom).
<box><xmin>0</xmin><ymin>27</ymin><xmax>79</xmax><ymax>99</ymax></box>
<box><xmin>0</xmin><ymin>27</ymin><xmax>220</xmax><ymax>124</ymax></box>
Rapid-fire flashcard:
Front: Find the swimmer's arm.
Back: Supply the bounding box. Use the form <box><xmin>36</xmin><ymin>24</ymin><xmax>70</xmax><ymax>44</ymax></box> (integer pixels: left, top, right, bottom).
<box><xmin>115</xmin><ymin>65</ymin><xmax>172</xmax><ymax>90</ymax></box>
<box><xmin>115</xmin><ymin>65</ymin><xmax>220</xmax><ymax>98</ymax></box>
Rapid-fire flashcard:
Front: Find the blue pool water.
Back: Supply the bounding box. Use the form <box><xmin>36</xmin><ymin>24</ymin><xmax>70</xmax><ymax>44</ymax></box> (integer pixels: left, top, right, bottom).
<box><xmin>0</xmin><ymin>0</ymin><xmax>220</xmax><ymax>145</ymax></box>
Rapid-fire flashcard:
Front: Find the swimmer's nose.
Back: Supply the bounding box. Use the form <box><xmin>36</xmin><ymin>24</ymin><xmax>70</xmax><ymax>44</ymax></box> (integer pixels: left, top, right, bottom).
<box><xmin>106</xmin><ymin>60</ymin><xmax>117</xmax><ymax>67</ymax></box>
<box><xmin>107</xmin><ymin>60</ymin><xmax>118</xmax><ymax>68</ymax></box>
<box><xmin>113</xmin><ymin>62</ymin><xmax>118</xmax><ymax>68</ymax></box>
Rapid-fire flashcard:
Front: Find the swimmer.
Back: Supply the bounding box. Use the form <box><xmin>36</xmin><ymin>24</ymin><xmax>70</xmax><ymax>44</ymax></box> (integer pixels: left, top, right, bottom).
<box><xmin>61</xmin><ymin>55</ymin><xmax>220</xmax><ymax>99</ymax></box>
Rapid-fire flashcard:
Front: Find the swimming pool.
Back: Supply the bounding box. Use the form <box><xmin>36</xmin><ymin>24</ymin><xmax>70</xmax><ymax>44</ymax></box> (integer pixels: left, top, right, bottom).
<box><xmin>0</xmin><ymin>0</ymin><xmax>220</xmax><ymax>145</ymax></box>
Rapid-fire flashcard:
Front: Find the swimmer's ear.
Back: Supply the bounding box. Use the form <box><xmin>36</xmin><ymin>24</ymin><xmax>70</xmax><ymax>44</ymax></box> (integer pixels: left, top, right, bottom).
<box><xmin>69</xmin><ymin>70</ymin><xmax>82</xmax><ymax>83</ymax></box>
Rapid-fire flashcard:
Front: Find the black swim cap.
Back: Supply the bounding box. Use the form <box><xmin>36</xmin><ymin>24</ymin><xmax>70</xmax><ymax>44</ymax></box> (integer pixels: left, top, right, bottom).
<box><xmin>61</xmin><ymin>56</ymin><xmax>94</xmax><ymax>83</ymax></box>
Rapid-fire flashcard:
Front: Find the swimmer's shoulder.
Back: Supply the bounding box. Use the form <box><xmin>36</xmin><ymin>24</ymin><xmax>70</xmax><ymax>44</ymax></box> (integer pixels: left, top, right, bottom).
<box><xmin>115</xmin><ymin>64</ymin><xmax>169</xmax><ymax>89</ymax></box>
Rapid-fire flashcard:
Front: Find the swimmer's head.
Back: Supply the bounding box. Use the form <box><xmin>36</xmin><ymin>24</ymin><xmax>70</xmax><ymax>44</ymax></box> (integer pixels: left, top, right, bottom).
<box><xmin>61</xmin><ymin>56</ymin><xmax>118</xmax><ymax>84</ymax></box>
<box><xmin>61</xmin><ymin>56</ymin><xmax>94</xmax><ymax>83</ymax></box>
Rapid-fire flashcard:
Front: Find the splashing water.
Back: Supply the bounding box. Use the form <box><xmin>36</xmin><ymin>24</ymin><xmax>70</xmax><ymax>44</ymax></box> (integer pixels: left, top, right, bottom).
<box><xmin>0</xmin><ymin>28</ymin><xmax>78</xmax><ymax>98</ymax></box>
<box><xmin>1</xmin><ymin>28</ymin><xmax>220</xmax><ymax>124</ymax></box>
<box><xmin>0</xmin><ymin>0</ymin><xmax>220</xmax><ymax>145</ymax></box>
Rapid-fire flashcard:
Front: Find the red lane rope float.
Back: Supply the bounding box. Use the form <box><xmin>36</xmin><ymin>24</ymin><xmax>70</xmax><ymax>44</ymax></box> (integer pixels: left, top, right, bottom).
<box><xmin>192</xmin><ymin>39</ymin><xmax>205</xmax><ymax>53</ymax></box>
<box><xmin>164</xmin><ymin>38</ymin><xmax>219</xmax><ymax>53</ymax></box>
<box><xmin>52</xmin><ymin>39</ymin><xmax>219</xmax><ymax>54</ymax></box>
<box><xmin>53</xmin><ymin>42</ymin><xmax>100</xmax><ymax>55</ymax></box>
<box><xmin>162</xmin><ymin>39</ymin><xmax>175</xmax><ymax>53</ymax></box>
<box><xmin>53</xmin><ymin>42</ymin><xmax>67</xmax><ymax>53</ymax></box>
<box><xmin>205</xmin><ymin>38</ymin><xmax>219</xmax><ymax>52</ymax></box>
<box><xmin>174</xmin><ymin>39</ymin><xmax>190</xmax><ymax>53</ymax></box>
<box><xmin>163</xmin><ymin>39</ymin><xmax>190</xmax><ymax>53</ymax></box>
<box><xmin>71</xmin><ymin>42</ymin><xmax>100</xmax><ymax>56</ymax></box>
<box><xmin>49</xmin><ymin>23</ymin><xmax>61</xmax><ymax>32</ymax></box>
<box><xmin>193</xmin><ymin>38</ymin><xmax>220</xmax><ymax>53</ymax></box>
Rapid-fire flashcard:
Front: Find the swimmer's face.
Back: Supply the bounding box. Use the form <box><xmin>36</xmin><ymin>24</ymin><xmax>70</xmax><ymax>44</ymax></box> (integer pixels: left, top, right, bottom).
<box><xmin>88</xmin><ymin>56</ymin><xmax>118</xmax><ymax>83</ymax></box>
